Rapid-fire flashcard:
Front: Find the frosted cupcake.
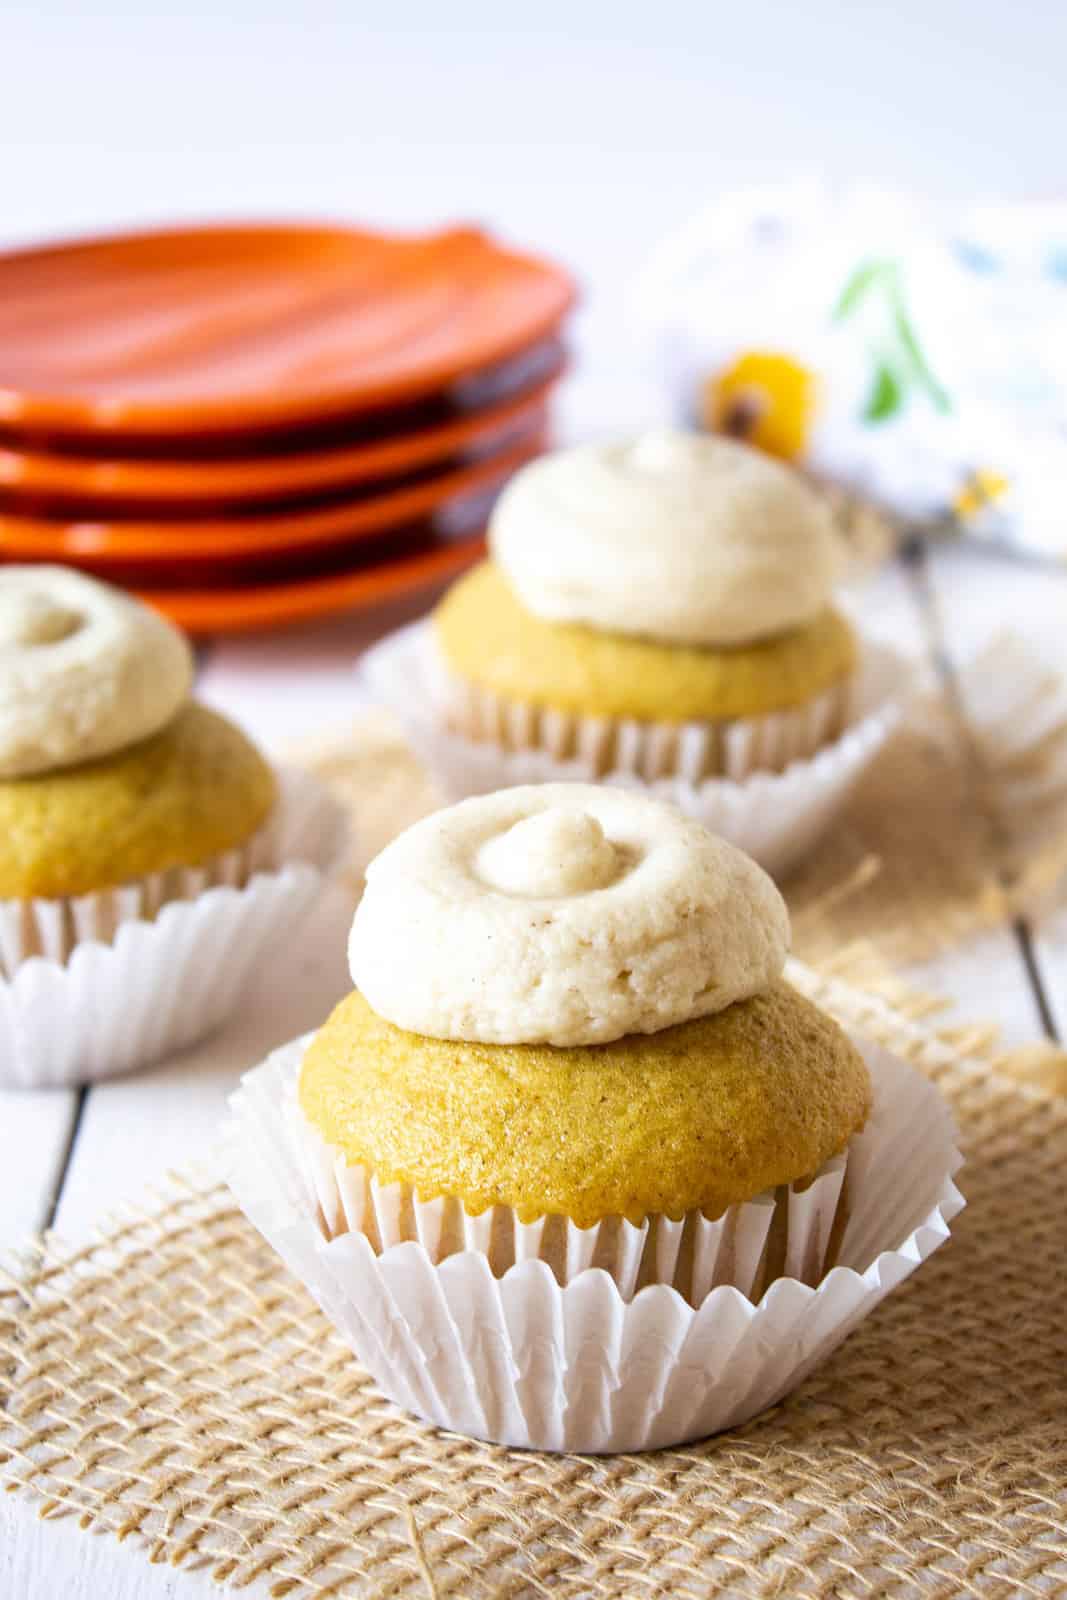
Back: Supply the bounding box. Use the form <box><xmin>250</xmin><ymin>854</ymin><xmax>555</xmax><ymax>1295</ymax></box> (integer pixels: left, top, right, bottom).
<box><xmin>0</xmin><ymin>566</ymin><xmax>346</xmax><ymax>1087</ymax></box>
<box><xmin>361</xmin><ymin>431</ymin><xmax>907</xmax><ymax>874</ymax></box>
<box><xmin>230</xmin><ymin>785</ymin><xmax>961</xmax><ymax>1452</ymax></box>
<box><xmin>436</xmin><ymin>430</ymin><xmax>856</xmax><ymax>778</ymax></box>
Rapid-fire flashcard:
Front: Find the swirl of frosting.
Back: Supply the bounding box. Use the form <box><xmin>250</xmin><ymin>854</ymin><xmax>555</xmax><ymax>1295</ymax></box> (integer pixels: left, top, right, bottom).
<box><xmin>349</xmin><ymin>783</ymin><xmax>789</xmax><ymax>1047</ymax></box>
<box><xmin>489</xmin><ymin>429</ymin><xmax>843</xmax><ymax>646</ymax></box>
<box><xmin>0</xmin><ymin>566</ymin><xmax>194</xmax><ymax>779</ymax></box>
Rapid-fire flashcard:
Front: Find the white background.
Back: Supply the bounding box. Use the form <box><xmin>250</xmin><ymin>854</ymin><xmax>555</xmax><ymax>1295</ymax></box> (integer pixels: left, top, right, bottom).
<box><xmin>4</xmin><ymin>0</ymin><xmax>1067</xmax><ymax>394</ymax></box>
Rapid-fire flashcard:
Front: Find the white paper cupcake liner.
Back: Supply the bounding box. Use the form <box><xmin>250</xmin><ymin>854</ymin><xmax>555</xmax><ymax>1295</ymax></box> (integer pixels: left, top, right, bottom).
<box><xmin>0</xmin><ymin>770</ymin><xmax>349</xmax><ymax>1090</ymax></box>
<box><xmin>227</xmin><ymin>998</ymin><xmax>963</xmax><ymax>1453</ymax></box>
<box><xmin>438</xmin><ymin>664</ymin><xmax>851</xmax><ymax>781</ymax></box>
<box><xmin>359</xmin><ymin>622</ymin><xmax>910</xmax><ymax>877</ymax></box>
<box><xmin>283</xmin><ymin>1073</ymin><xmax>849</xmax><ymax>1301</ymax></box>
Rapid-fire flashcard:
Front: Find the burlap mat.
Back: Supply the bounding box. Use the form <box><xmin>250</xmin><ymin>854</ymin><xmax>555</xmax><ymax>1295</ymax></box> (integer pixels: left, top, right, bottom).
<box><xmin>2</xmin><ymin>966</ymin><xmax>1066</xmax><ymax>1599</ymax></box>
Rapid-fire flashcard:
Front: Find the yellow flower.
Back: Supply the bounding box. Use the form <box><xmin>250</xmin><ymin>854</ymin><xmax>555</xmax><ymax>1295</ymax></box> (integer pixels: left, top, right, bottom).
<box><xmin>953</xmin><ymin>469</ymin><xmax>1010</xmax><ymax>521</ymax></box>
<box><xmin>703</xmin><ymin>350</ymin><xmax>817</xmax><ymax>461</ymax></box>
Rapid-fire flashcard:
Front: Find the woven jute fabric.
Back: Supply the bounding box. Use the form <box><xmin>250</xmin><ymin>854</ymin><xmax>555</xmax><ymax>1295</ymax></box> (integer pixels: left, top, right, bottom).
<box><xmin>2</xmin><ymin>969</ymin><xmax>1066</xmax><ymax>1599</ymax></box>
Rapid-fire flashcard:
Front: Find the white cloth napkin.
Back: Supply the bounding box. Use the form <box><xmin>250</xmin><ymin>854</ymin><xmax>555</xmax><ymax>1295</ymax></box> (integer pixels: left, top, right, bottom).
<box><xmin>632</xmin><ymin>179</ymin><xmax>1067</xmax><ymax>557</ymax></box>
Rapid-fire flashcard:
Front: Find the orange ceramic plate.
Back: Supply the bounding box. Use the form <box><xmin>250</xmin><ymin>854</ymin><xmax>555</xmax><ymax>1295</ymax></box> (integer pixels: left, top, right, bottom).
<box><xmin>0</xmin><ymin>223</ymin><xmax>576</xmax><ymax>439</ymax></box>
<box><xmin>0</xmin><ymin>435</ymin><xmax>544</xmax><ymax>565</ymax></box>
<box><xmin>137</xmin><ymin>534</ymin><xmax>485</xmax><ymax>636</ymax></box>
<box><xmin>0</xmin><ymin>363</ymin><xmax>562</xmax><ymax>512</ymax></box>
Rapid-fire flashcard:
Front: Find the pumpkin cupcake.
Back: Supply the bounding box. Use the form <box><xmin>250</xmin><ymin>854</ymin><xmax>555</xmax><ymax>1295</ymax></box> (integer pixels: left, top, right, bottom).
<box><xmin>361</xmin><ymin>431</ymin><xmax>907</xmax><ymax>874</ymax></box>
<box><xmin>436</xmin><ymin>429</ymin><xmax>856</xmax><ymax>778</ymax></box>
<box><xmin>0</xmin><ymin>566</ymin><xmax>346</xmax><ymax>1087</ymax></box>
<box><xmin>230</xmin><ymin>785</ymin><xmax>961</xmax><ymax>1452</ymax></box>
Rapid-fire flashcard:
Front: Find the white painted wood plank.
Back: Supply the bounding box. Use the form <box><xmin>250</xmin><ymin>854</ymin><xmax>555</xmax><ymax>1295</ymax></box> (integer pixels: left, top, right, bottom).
<box><xmin>907</xmin><ymin>931</ymin><xmax>1049</xmax><ymax>1051</ymax></box>
<box><xmin>0</xmin><ymin>1496</ymin><xmax>241</xmax><ymax>1600</ymax></box>
<box><xmin>834</xmin><ymin>548</ymin><xmax>1045</xmax><ymax>1044</ymax></box>
<box><xmin>921</xmin><ymin>543</ymin><xmax>1067</xmax><ymax>1042</ymax></box>
<box><xmin>196</xmin><ymin>585</ymin><xmax>447</xmax><ymax>753</ymax></box>
<box><xmin>842</xmin><ymin>553</ymin><xmax>927</xmax><ymax>655</ymax></box>
<box><xmin>0</xmin><ymin>1091</ymin><xmax>79</xmax><ymax>1252</ymax></box>
<box><xmin>919</xmin><ymin>542</ymin><xmax>1067</xmax><ymax>673</ymax></box>
<box><xmin>862</xmin><ymin>546</ymin><xmax>1051</xmax><ymax>1048</ymax></box>
<box><xmin>53</xmin><ymin>885</ymin><xmax>354</xmax><ymax>1246</ymax></box>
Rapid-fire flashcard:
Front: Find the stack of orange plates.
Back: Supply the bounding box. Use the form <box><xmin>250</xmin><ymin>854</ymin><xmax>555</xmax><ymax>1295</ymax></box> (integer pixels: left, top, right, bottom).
<box><xmin>0</xmin><ymin>222</ymin><xmax>575</xmax><ymax>632</ymax></box>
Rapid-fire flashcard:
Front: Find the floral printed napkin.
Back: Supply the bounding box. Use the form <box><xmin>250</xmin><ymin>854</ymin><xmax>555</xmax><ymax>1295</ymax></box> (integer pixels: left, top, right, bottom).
<box><xmin>632</xmin><ymin>180</ymin><xmax>1067</xmax><ymax>558</ymax></box>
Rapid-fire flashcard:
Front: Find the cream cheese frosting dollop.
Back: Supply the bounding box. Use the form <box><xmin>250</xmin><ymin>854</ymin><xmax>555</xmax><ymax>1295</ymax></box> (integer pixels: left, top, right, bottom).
<box><xmin>0</xmin><ymin>566</ymin><xmax>194</xmax><ymax>779</ymax></box>
<box><xmin>489</xmin><ymin>429</ymin><xmax>843</xmax><ymax>646</ymax></box>
<box><xmin>348</xmin><ymin>783</ymin><xmax>790</xmax><ymax>1046</ymax></box>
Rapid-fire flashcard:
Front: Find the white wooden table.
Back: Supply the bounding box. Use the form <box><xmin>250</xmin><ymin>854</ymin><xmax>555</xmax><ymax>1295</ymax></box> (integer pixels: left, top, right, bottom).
<box><xmin>4</xmin><ymin>530</ymin><xmax>1067</xmax><ymax>1597</ymax></box>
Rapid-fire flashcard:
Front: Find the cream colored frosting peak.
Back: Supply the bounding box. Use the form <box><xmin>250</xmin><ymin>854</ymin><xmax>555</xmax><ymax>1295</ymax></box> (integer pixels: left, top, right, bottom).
<box><xmin>0</xmin><ymin>567</ymin><xmax>194</xmax><ymax>779</ymax></box>
<box><xmin>489</xmin><ymin>429</ymin><xmax>843</xmax><ymax>646</ymax></box>
<box><xmin>348</xmin><ymin>784</ymin><xmax>790</xmax><ymax>1047</ymax></box>
<box><xmin>476</xmin><ymin>808</ymin><xmax>622</xmax><ymax>898</ymax></box>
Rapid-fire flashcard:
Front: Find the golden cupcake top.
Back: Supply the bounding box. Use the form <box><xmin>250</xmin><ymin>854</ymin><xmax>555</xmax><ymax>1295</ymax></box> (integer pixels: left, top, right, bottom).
<box><xmin>299</xmin><ymin>981</ymin><xmax>872</xmax><ymax>1226</ymax></box>
<box><xmin>348</xmin><ymin>783</ymin><xmax>790</xmax><ymax>1048</ymax></box>
<box><xmin>0</xmin><ymin>702</ymin><xmax>277</xmax><ymax>900</ymax></box>
<box><xmin>0</xmin><ymin>566</ymin><xmax>193</xmax><ymax>779</ymax></box>
<box><xmin>488</xmin><ymin>429</ymin><xmax>843</xmax><ymax>647</ymax></box>
<box><xmin>435</xmin><ymin>560</ymin><xmax>857</xmax><ymax>722</ymax></box>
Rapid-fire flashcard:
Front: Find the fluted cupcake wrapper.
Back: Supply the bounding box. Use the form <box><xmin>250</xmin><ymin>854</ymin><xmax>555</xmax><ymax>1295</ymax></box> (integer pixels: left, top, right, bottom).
<box><xmin>227</xmin><ymin>1015</ymin><xmax>963</xmax><ymax>1452</ymax></box>
<box><xmin>359</xmin><ymin>622</ymin><xmax>909</xmax><ymax>877</ymax></box>
<box><xmin>0</xmin><ymin>770</ymin><xmax>349</xmax><ymax>1089</ymax></box>
<box><xmin>439</xmin><ymin>665</ymin><xmax>852</xmax><ymax>782</ymax></box>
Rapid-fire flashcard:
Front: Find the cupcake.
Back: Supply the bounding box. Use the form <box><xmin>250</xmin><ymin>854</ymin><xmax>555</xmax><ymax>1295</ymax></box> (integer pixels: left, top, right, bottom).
<box><xmin>437</xmin><ymin>429</ymin><xmax>855</xmax><ymax>777</ymax></box>
<box><xmin>361</xmin><ymin>431</ymin><xmax>909</xmax><ymax>874</ymax></box>
<box><xmin>229</xmin><ymin>784</ymin><xmax>962</xmax><ymax>1452</ymax></box>
<box><xmin>0</xmin><ymin>565</ymin><xmax>346</xmax><ymax>1087</ymax></box>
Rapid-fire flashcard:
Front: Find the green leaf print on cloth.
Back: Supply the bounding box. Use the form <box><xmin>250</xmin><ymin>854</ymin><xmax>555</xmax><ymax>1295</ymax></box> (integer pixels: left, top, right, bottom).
<box><xmin>834</xmin><ymin>259</ymin><xmax>951</xmax><ymax>423</ymax></box>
